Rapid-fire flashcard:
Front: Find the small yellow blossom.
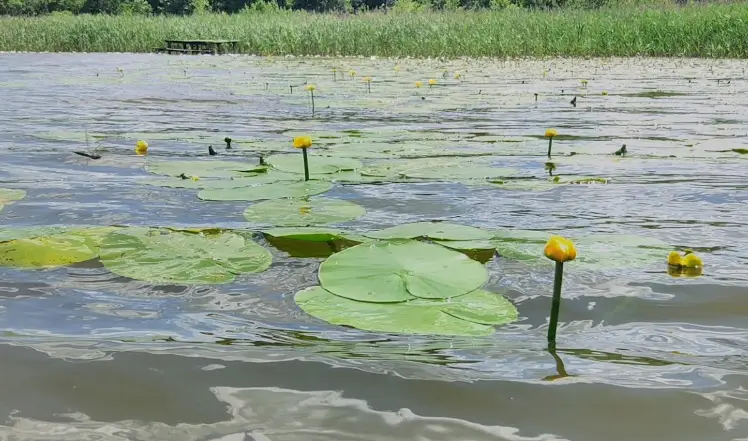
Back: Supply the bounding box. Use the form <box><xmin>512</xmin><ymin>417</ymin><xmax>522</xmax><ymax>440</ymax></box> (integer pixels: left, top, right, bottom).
<box><xmin>191</xmin><ymin>176</ymin><xmax>199</xmax><ymax>181</ymax></box>
<box><xmin>454</xmin><ymin>71</ymin><xmax>462</xmax><ymax>80</ymax></box>
<box><xmin>545</xmin><ymin>129</ymin><xmax>558</xmax><ymax>138</ymax></box>
<box><xmin>415</xmin><ymin>81</ymin><xmax>423</xmax><ymax>88</ymax></box>
<box><xmin>544</xmin><ymin>235</ymin><xmax>577</xmax><ymax>263</ymax></box>
<box><xmin>363</xmin><ymin>76</ymin><xmax>372</xmax><ymax>83</ymax></box>
<box><xmin>667</xmin><ymin>251</ymin><xmax>682</xmax><ymax>266</ymax></box>
<box><xmin>428</xmin><ymin>78</ymin><xmax>437</xmax><ymax>86</ymax></box>
<box><xmin>135</xmin><ymin>140</ymin><xmax>148</xmax><ymax>155</ymax></box>
<box><xmin>293</xmin><ymin>136</ymin><xmax>312</xmax><ymax>149</ymax></box>
<box><xmin>305</xmin><ymin>84</ymin><xmax>316</xmax><ymax>92</ymax></box>
<box><xmin>680</xmin><ymin>252</ymin><xmax>703</xmax><ymax>269</ymax></box>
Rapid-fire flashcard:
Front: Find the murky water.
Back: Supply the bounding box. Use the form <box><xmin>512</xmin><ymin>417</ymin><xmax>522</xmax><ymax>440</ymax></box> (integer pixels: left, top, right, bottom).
<box><xmin>0</xmin><ymin>53</ymin><xmax>747</xmax><ymax>440</ymax></box>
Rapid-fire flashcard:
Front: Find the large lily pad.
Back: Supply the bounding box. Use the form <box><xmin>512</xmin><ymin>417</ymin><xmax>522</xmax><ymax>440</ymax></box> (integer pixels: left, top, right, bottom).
<box><xmin>99</xmin><ymin>228</ymin><xmax>272</xmax><ymax>284</ymax></box>
<box><xmin>145</xmin><ymin>160</ymin><xmax>264</xmax><ymax>178</ymax></box>
<box><xmin>365</xmin><ymin>222</ymin><xmax>493</xmax><ymax>241</ymax></box>
<box><xmin>0</xmin><ymin>226</ymin><xmax>116</xmax><ymax>268</ymax></box>
<box><xmin>244</xmin><ymin>198</ymin><xmax>365</xmax><ymax>226</ymax></box>
<box><xmin>295</xmin><ymin>286</ymin><xmax>518</xmax><ymax>336</ymax></box>
<box><xmin>318</xmin><ymin>239</ymin><xmax>488</xmax><ymax>302</ymax></box>
<box><xmin>266</xmin><ymin>154</ymin><xmax>362</xmax><ymax>175</ymax></box>
<box><xmin>198</xmin><ymin>180</ymin><xmax>333</xmax><ymax>202</ymax></box>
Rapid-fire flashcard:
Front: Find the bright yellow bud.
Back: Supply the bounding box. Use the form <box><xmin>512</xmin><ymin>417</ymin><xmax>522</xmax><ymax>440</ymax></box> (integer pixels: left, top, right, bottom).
<box><xmin>544</xmin><ymin>235</ymin><xmax>577</xmax><ymax>263</ymax></box>
<box><xmin>305</xmin><ymin>84</ymin><xmax>316</xmax><ymax>92</ymax></box>
<box><xmin>428</xmin><ymin>79</ymin><xmax>437</xmax><ymax>86</ymax></box>
<box><xmin>680</xmin><ymin>253</ymin><xmax>703</xmax><ymax>269</ymax></box>
<box><xmin>545</xmin><ymin>129</ymin><xmax>558</xmax><ymax>138</ymax></box>
<box><xmin>667</xmin><ymin>251</ymin><xmax>682</xmax><ymax>266</ymax></box>
<box><xmin>293</xmin><ymin>136</ymin><xmax>312</xmax><ymax>149</ymax></box>
<box><xmin>135</xmin><ymin>140</ymin><xmax>148</xmax><ymax>155</ymax></box>
<box><xmin>415</xmin><ymin>81</ymin><xmax>422</xmax><ymax>88</ymax></box>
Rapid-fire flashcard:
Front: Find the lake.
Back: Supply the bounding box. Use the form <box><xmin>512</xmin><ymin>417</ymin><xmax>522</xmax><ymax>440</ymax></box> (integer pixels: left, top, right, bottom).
<box><xmin>0</xmin><ymin>53</ymin><xmax>747</xmax><ymax>441</ymax></box>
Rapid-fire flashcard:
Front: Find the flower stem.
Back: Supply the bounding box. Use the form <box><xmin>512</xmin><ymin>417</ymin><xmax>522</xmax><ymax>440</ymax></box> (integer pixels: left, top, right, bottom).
<box><xmin>310</xmin><ymin>90</ymin><xmax>315</xmax><ymax>116</ymax></box>
<box><xmin>547</xmin><ymin>138</ymin><xmax>553</xmax><ymax>158</ymax></box>
<box><xmin>302</xmin><ymin>148</ymin><xmax>310</xmax><ymax>181</ymax></box>
<box><xmin>547</xmin><ymin>261</ymin><xmax>564</xmax><ymax>349</ymax></box>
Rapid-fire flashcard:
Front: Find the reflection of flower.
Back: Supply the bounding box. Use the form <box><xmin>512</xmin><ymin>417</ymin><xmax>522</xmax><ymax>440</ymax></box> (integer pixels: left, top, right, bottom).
<box><xmin>545</xmin><ymin>129</ymin><xmax>558</xmax><ymax>138</ymax></box>
<box><xmin>135</xmin><ymin>140</ymin><xmax>148</xmax><ymax>155</ymax></box>
<box><xmin>305</xmin><ymin>84</ymin><xmax>316</xmax><ymax>92</ymax></box>
<box><xmin>293</xmin><ymin>136</ymin><xmax>312</xmax><ymax>149</ymax></box>
<box><xmin>415</xmin><ymin>81</ymin><xmax>423</xmax><ymax>88</ymax></box>
<box><xmin>544</xmin><ymin>235</ymin><xmax>577</xmax><ymax>263</ymax></box>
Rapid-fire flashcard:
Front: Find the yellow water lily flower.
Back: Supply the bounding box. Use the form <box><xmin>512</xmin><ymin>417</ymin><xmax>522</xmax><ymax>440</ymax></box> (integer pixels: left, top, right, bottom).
<box><xmin>545</xmin><ymin>129</ymin><xmax>558</xmax><ymax>138</ymax></box>
<box><xmin>363</xmin><ymin>76</ymin><xmax>372</xmax><ymax>83</ymax></box>
<box><xmin>305</xmin><ymin>84</ymin><xmax>316</xmax><ymax>92</ymax></box>
<box><xmin>293</xmin><ymin>136</ymin><xmax>312</xmax><ymax>149</ymax></box>
<box><xmin>544</xmin><ymin>235</ymin><xmax>577</xmax><ymax>263</ymax></box>
<box><xmin>680</xmin><ymin>252</ymin><xmax>703</xmax><ymax>268</ymax></box>
<box><xmin>191</xmin><ymin>176</ymin><xmax>199</xmax><ymax>181</ymax></box>
<box><xmin>415</xmin><ymin>81</ymin><xmax>423</xmax><ymax>88</ymax></box>
<box><xmin>667</xmin><ymin>251</ymin><xmax>682</xmax><ymax>266</ymax></box>
<box><xmin>428</xmin><ymin>78</ymin><xmax>437</xmax><ymax>86</ymax></box>
<box><xmin>135</xmin><ymin>140</ymin><xmax>148</xmax><ymax>155</ymax></box>
<box><xmin>454</xmin><ymin>71</ymin><xmax>462</xmax><ymax>80</ymax></box>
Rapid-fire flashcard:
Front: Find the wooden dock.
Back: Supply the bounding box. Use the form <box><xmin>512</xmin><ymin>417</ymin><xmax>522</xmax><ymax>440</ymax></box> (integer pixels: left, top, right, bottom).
<box><xmin>155</xmin><ymin>39</ymin><xmax>240</xmax><ymax>55</ymax></box>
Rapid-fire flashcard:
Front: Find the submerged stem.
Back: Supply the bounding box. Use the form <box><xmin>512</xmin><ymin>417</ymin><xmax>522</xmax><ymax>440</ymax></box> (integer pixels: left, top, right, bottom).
<box><xmin>547</xmin><ymin>261</ymin><xmax>564</xmax><ymax>349</ymax></box>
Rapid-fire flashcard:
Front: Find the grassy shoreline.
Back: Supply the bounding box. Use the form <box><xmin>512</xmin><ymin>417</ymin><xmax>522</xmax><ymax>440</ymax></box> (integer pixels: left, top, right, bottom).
<box><xmin>1</xmin><ymin>3</ymin><xmax>747</xmax><ymax>57</ymax></box>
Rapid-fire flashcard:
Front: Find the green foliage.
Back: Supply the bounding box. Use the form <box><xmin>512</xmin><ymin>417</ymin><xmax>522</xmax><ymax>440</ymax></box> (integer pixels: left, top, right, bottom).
<box><xmin>118</xmin><ymin>0</ymin><xmax>152</xmax><ymax>14</ymax></box>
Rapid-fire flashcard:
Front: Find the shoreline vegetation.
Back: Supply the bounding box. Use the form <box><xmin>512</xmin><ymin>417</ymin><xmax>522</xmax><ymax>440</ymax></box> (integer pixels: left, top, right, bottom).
<box><xmin>1</xmin><ymin>2</ymin><xmax>748</xmax><ymax>57</ymax></box>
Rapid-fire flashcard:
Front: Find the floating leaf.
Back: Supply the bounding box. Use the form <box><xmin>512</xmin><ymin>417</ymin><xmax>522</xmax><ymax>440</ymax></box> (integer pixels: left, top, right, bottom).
<box><xmin>198</xmin><ymin>180</ymin><xmax>333</xmax><ymax>202</ymax></box>
<box><xmin>403</xmin><ymin>165</ymin><xmax>519</xmax><ymax>180</ymax></box>
<box><xmin>0</xmin><ymin>226</ymin><xmax>116</xmax><ymax>268</ymax></box>
<box><xmin>145</xmin><ymin>160</ymin><xmax>264</xmax><ymax>178</ymax></box>
<box><xmin>244</xmin><ymin>198</ymin><xmax>365</xmax><ymax>226</ymax></box>
<box><xmin>0</xmin><ymin>189</ymin><xmax>26</xmax><ymax>204</ymax></box>
<box><xmin>295</xmin><ymin>286</ymin><xmax>517</xmax><ymax>336</ymax></box>
<box><xmin>263</xmin><ymin>227</ymin><xmax>365</xmax><ymax>258</ymax></box>
<box><xmin>319</xmin><ymin>239</ymin><xmax>488</xmax><ymax>302</ymax></box>
<box><xmin>263</xmin><ymin>227</ymin><xmax>365</xmax><ymax>243</ymax></box>
<box><xmin>140</xmin><ymin>172</ymin><xmax>297</xmax><ymax>189</ymax></box>
<box><xmin>433</xmin><ymin>239</ymin><xmax>496</xmax><ymax>251</ymax></box>
<box><xmin>365</xmin><ymin>222</ymin><xmax>493</xmax><ymax>241</ymax></box>
<box><xmin>266</xmin><ymin>154</ymin><xmax>362</xmax><ymax>175</ymax></box>
<box><xmin>99</xmin><ymin>228</ymin><xmax>272</xmax><ymax>284</ymax></box>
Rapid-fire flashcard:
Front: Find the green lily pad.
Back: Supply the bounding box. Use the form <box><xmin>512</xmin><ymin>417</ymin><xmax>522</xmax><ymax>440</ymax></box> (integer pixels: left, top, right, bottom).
<box><xmin>365</xmin><ymin>222</ymin><xmax>493</xmax><ymax>241</ymax></box>
<box><xmin>433</xmin><ymin>239</ymin><xmax>497</xmax><ymax>251</ymax></box>
<box><xmin>403</xmin><ymin>165</ymin><xmax>519</xmax><ymax>180</ymax></box>
<box><xmin>266</xmin><ymin>154</ymin><xmax>363</xmax><ymax>175</ymax></box>
<box><xmin>0</xmin><ymin>226</ymin><xmax>116</xmax><ymax>268</ymax></box>
<box><xmin>198</xmin><ymin>180</ymin><xmax>333</xmax><ymax>202</ymax></box>
<box><xmin>0</xmin><ymin>189</ymin><xmax>26</xmax><ymax>204</ymax></box>
<box><xmin>245</xmin><ymin>198</ymin><xmax>365</xmax><ymax>226</ymax></box>
<box><xmin>318</xmin><ymin>239</ymin><xmax>488</xmax><ymax>302</ymax></box>
<box><xmin>263</xmin><ymin>227</ymin><xmax>365</xmax><ymax>258</ymax></box>
<box><xmin>145</xmin><ymin>160</ymin><xmax>264</xmax><ymax>178</ymax></box>
<box><xmin>295</xmin><ymin>286</ymin><xmax>518</xmax><ymax>336</ymax></box>
<box><xmin>139</xmin><ymin>172</ymin><xmax>298</xmax><ymax>189</ymax></box>
<box><xmin>99</xmin><ymin>228</ymin><xmax>272</xmax><ymax>284</ymax></box>
<box><xmin>263</xmin><ymin>227</ymin><xmax>365</xmax><ymax>243</ymax></box>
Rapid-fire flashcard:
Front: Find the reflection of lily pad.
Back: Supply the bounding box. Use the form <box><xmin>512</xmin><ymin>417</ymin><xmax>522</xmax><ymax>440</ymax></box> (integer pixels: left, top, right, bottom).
<box><xmin>319</xmin><ymin>240</ymin><xmax>488</xmax><ymax>302</ymax></box>
<box><xmin>0</xmin><ymin>226</ymin><xmax>116</xmax><ymax>268</ymax></box>
<box><xmin>198</xmin><ymin>180</ymin><xmax>333</xmax><ymax>202</ymax></box>
<box><xmin>266</xmin><ymin>154</ymin><xmax>362</xmax><ymax>175</ymax></box>
<box><xmin>145</xmin><ymin>160</ymin><xmax>264</xmax><ymax>178</ymax></box>
<box><xmin>365</xmin><ymin>222</ymin><xmax>493</xmax><ymax>241</ymax></box>
<box><xmin>244</xmin><ymin>198</ymin><xmax>365</xmax><ymax>226</ymax></box>
<box><xmin>263</xmin><ymin>227</ymin><xmax>365</xmax><ymax>243</ymax></box>
<box><xmin>263</xmin><ymin>227</ymin><xmax>365</xmax><ymax>258</ymax></box>
<box><xmin>295</xmin><ymin>286</ymin><xmax>517</xmax><ymax>336</ymax></box>
<box><xmin>99</xmin><ymin>228</ymin><xmax>272</xmax><ymax>284</ymax></box>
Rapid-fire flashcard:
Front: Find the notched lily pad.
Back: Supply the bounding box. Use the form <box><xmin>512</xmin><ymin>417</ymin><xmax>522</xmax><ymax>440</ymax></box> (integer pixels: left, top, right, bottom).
<box><xmin>365</xmin><ymin>222</ymin><xmax>493</xmax><ymax>241</ymax></box>
<box><xmin>266</xmin><ymin>154</ymin><xmax>363</xmax><ymax>175</ymax></box>
<box><xmin>244</xmin><ymin>198</ymin><xmax>365</xmax><ymax>226</ymax></box>
<box><xmin>145</xmin><ymin>160</ymin><xmax>264</xmax><ymax>178</ymax></box>
<box><xmin>99</xmin><ymin>227</ymin><xmax>272</xmax><ymax>284</ymax></box>
<box><xmin>295</xmin><ymin>286</ymin><xmax>518</xmax><ymax>336</ymax></box>
<box><xmin>198</xmin><ymin>180</ymin><xmax>333</xmax><ymax>202</ymax></box>
<box><xmin>0</xmin><ymin>226</ymin><xmax>116</xmax><ymax>268</ymax></box>
<box><xmin>319</xmin><ymin>239</ymin><xmax>488</xmax><ymax>302</ymax></box>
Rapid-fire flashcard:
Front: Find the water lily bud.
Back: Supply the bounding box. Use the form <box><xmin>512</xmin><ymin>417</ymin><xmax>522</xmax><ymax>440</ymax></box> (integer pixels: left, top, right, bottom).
<box><xmin>415</xmin><ymin>81</ymin><xmax>423</xmax><ymax>88</ymax></box>
<box><xmin>293</xmin><ymin>136</ymin><xmax>312</xmax><ymax>149</ymax></box>
<box><xmin>680</xmin><ymin>253</ymin><xmax>703</xmax><ymax>269</ymax></box>
<box><xmin>545</xmin><ymin>129</ymin><xmax>558</xmax><ymax>138</ymax></box>
<box><xmin>544</xmin><ymin>235</ymin><xmax>577</xmax><ymax>263</ymax></box>
<box><xmin>135</xmin><ymin>140</ymin><xmax>148</xmax><ymax>155</ymax></box>
<box><xmin>305</xmin><ymin>84</ymin><xmax>316</xmax><ymax>92</ymax></box>
<box><xmin>667</xmin><ymin>251</ymin><xmax>682</xmax><ymax>266</ymax></box>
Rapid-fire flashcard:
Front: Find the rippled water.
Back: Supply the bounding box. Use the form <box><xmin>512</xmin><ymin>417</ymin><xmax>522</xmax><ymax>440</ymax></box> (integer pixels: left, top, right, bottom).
<box><xmin>0</xmin><ymin>53</ymin><xmax>747</xmax><ymax>440</ymax></box>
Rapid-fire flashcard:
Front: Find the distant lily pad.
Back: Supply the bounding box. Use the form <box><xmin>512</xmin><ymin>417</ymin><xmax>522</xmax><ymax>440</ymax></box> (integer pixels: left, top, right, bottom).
<box><xmin>0</xmin><ymin>226</ymin><xmax>116</xmax><ymax>268</ymax></box>
<box><xmin>403</xmin><ymin>165</ymin><xmax>519</xmax><ymax>181</ymax></box>
<box><xmin>99</xmin><ymin>228</ymin><xmax>272</xmax><ymax>284</ymax></box>
<box><xmin>145</xmin><ymin>160</ymin><xmax>264</xmax><ymax>178</ymax></box>
<box><xmin>365</xmin><ymin>222</ymin><xmax>493</xmax><ymax>241</ymax></box>
<box><xmin>140</xmin><ymin>172</ymin><xmax>297</xmax><ymax>189</ymax></box>
<box><xmin>244</xmin><ymin>198</ymin><xmax>365</xmax><ymax>226</ymax></box>
<box><xmin>266</xmin><ymin>154</ymin><xmax>362</xmax><ymax>175</ymax></box>
<box><xmin>0</xmin><ymin>189</ymin><xmax>26</xmax><ymax>204</ymax></box>
<box><xmin>319</xmin><ymin>240</ymin><xmax>488</xmax><ymax>302</ymax></box>
<box><xmin>198</xmin><ymin>180</ymin><xmax>333</xmax><ymax>202</ymax></box>
<box><xmin>295</xmin><ymin>286</ymin><xmax>518</xmax><ymax>336</ymax></box>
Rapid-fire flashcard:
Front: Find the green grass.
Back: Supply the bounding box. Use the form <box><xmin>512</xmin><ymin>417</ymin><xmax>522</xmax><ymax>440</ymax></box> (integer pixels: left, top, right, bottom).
<box><xmin>1</xmin><ymin>3</ymin><xmax>748</xmax><ymax>57</ymax></box>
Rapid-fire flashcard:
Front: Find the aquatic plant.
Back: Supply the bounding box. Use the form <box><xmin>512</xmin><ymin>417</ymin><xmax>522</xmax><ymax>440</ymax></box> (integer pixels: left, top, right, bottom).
<box><xmin>305</xmin><ymin>84</ymin><xmax>316</xmax><ymax>115</ymax></box>
<box><xmin>293</xmin><ymin>135</ymin><xmax>313</xmax><ymax>181</ymax></box>
<box><xmin>544</xmin><ymin>129</ymin><xmax>558</xmax><ymax>158</ymax></box>
<box><xmin>135</xmin><ymin>140</ymin><xmax>148</xmax><ymax>155</ymax></box>
<box><xmin>666</xmin><ymin>249</ymin><xmax>703</xmax><ymax>277</ymax></box>
<box><xmin>363</xmin><ymin>76</ymin><xmax>372</xmax><ymax>93</ymax></box>
<box><xmin>544</xmin><ymin>235</ymin><xmax>577</xmax><ymax>348</ymax></box>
